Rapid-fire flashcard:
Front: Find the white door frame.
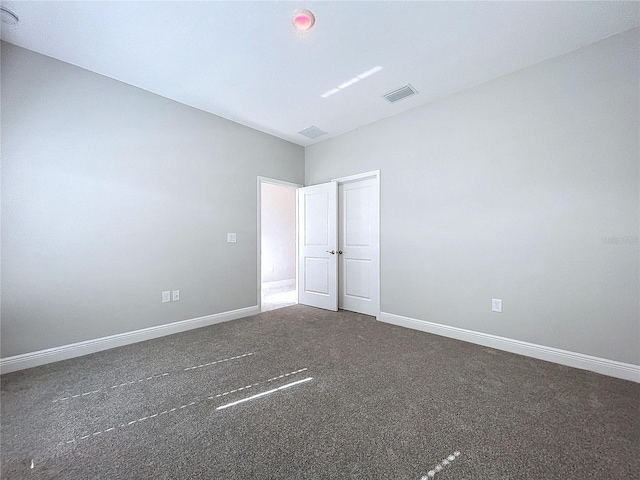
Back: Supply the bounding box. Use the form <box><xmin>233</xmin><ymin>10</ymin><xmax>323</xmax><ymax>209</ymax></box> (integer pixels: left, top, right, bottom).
<box><xmin>257</xmin><ymin>176</ymin><xmax>302</xmax><ymax>312</ymax></box>
<box><xmin>332</xmin><ymin>170</ymin><xmax>381</xmax><ymax>318</ymax></box>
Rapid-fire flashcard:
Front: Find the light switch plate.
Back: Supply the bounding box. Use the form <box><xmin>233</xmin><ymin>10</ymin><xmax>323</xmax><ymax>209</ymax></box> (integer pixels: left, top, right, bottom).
<box><xmin>162</xmin><ymin>291</ymin><xmax>171</xmax><ymax>303</ymax></box>
<box><xmin>492</xmin><ymin>298</ymin><xmax>503</xmax><ymax>313</ymax></box>
<box><xmin>172</xmin><ymin>290</ymin><xmax>180</xmax><ymax>301</ymax></box>
<box><xmin>227</xmin><ymin>233</ymin><xmax>237</xmax><ymax>243</ymax></box>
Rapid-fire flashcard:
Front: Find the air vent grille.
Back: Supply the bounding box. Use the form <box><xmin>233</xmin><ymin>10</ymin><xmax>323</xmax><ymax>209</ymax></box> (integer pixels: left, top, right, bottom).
<box><xmin>382</xmin><ymin>84</ymin><xmax>418</xmax><ymax>103</ymax></box>
<box><xmin>298</xmin><ymin>126</ymin><xmax>328</xmax><ymax>139</ymax></box>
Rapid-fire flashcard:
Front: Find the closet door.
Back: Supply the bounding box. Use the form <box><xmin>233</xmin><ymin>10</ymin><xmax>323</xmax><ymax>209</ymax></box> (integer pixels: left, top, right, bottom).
<box><xmin>297</xmin><ymin>182</ymin><xmax>338</xmax><ymax>311</ymax></box>
<box><xmin>338</xmin><ymin>177</ymin><xmax>379</xmax><ymax>317</ymax></box>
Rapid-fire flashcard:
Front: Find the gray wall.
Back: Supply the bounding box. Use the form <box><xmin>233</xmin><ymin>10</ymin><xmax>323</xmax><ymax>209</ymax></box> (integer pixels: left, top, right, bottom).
<box><xmin>261</xmin><ymin>183</ymin><xmax>296</xmax><ymax>283</ymax></box>
<box><xmin>1</xmin><ymin>42</ymin><xmax>304</xmax><ymax>358</ymax></box>
<box><xmin>306</xmin><ymin>28</ymin><xmax>640</xmax><ymax>365</ymax></box>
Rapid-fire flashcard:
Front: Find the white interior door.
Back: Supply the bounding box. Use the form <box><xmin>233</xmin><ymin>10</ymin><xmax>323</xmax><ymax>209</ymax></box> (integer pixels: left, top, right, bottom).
<box><xmin>297</xmin><ymin>182</ymin><xmax>338</xmax><ymax>311</ymax></box>
<box><xmin>338</xmin><ymin>176</ymin><xmax>380</xmax><ymax>317</ymax></box>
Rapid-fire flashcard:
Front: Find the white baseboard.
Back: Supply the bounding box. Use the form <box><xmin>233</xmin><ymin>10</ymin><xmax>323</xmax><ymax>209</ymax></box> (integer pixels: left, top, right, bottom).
<box><xmin>378</xmin><ymin>312</ymin><xmax>640</xmax><ymax>383</ymax></box>
<box><xmin>0</xmin><ymin>305</ymin><xmax>260</xmax><ymax>375</ymax></box>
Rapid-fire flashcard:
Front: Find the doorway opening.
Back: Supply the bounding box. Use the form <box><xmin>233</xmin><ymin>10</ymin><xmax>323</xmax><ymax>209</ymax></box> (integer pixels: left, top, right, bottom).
<box><xmin>258</xmin><ymin>178</ymin><xmax>300</xmax><ymax>312</ymax></box>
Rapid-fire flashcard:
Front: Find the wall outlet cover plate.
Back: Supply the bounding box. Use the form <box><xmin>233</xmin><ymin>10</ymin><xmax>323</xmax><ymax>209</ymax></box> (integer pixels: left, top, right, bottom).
<box><xmin>492</xmin><ymin>298</ymin><xmax>503</xmax><ymax>313</ymax></box>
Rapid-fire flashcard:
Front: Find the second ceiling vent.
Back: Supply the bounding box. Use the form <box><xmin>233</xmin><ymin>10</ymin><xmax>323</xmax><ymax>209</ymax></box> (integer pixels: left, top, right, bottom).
<box><xmin>382</xmin><ymin>84</ymin><xmax>418</xmax><ymax>103</ymax></box>
<box><xmin>298</xmin><ymin>125</ymin><xmax>328</xmax><ymax>139</ymax></box>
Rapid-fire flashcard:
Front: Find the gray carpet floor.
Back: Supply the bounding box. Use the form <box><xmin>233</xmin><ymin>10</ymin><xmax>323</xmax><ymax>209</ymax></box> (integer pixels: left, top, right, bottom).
<box><xmin>1</xmin><ymin>305</ymin><xmax>639</xmax><ymax>479</ymax></box>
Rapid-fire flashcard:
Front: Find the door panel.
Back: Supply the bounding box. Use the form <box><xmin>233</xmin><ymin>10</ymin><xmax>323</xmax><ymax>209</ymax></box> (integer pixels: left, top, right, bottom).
<box><xmin>304</xmin><ymin>192</ymin><xmax>330</xmax><ymax>245</ymax></box>
<box><xmin>344</xmin><ymin>258</ymin><xmax>371</xmax><ymax>299</ymax></box>
<box><xmin>344</xmin><ymin>186</ymin><xmax>371</xmax><ymax>246</ymax></box>
<box><xmin>298</xmin><ymin>182</ymin><xmax>338</xmax><ymax>311</ymax></box>
<box><xmin>339</xmin><ymin>178</ymin><xmax>379</xmax><ymax>316</ymax></box>
<box><xmin>304</xmin><ymin>257</ymin><xmax>330</xmax><ymax>295</ymax></box>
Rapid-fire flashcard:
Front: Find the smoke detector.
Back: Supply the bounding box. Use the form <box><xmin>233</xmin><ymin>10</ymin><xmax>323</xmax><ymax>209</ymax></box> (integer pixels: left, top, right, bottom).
<box><xmin>1</xmin><ymin>6</ymin><xmax>19</xmax><ymax>25</ymax></box>
<box><xmin>292</xmin><ymin>9</ymin><xmax>315</xmax><ymax>31</ymax></box>
<box><xmin>382</xmin><ymin>84</ymin><xmax>418</xmax><ymax>103</ymax></box>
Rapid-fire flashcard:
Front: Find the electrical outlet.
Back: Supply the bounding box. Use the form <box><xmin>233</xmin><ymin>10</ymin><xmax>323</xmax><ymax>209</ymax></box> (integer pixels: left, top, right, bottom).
<box><xmin>227</xmin><ymin>233</ymin><xmax>237</xmax><ymax>243</ymax></box>
<box><xmin>492</xmin><ymin>298</ymin><xmax>503</xmax><ymax>313</ymax></box>
<box><xmin>172</xmin><ymin>290</ymin><xmax>180</xmax><ymax>301</ymax></box>
<box><xmin>162</xmin><ymin>291</ymin><xmax>171</xmax><ymax>303</ymax></box>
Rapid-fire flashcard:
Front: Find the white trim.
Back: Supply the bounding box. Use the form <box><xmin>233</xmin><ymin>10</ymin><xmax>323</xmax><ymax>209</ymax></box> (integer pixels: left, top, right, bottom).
<box><xmin>257</xmin><ymin>176</ymin><xmax>302</xmax><ymax>189</ymax></box>
<box><xmin>378</xmin><ymin>312</ymin><xmax>640</xmax><ymax>383</ymax></box>
<box><xmin>0</xmin><ymin>305</ymin><xmax>259</xmax><ymax>374</ymax></box>
<box><xmin>331</xmin><ymin>169</ymin><xmax>380</xmax><ymax>185</ymax></box>
<box><xmin>257</xmin><ymin>177</ymin><xmax>302</xmax><ymax>313</ymax></box>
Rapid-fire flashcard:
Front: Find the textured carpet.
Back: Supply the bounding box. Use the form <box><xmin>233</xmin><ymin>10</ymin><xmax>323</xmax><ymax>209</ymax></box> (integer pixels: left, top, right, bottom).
<box><xmin>1</xmin><ymin>305</ymin><xmax>639</xmax><ymax>479</ymax></box>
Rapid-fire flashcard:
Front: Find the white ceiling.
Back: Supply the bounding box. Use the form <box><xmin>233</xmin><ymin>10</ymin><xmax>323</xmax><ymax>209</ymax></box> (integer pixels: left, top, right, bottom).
<box><xmin>1</xmin><ymin>1</ymin><xmax>638</xmax><ymax>146</ymax></box>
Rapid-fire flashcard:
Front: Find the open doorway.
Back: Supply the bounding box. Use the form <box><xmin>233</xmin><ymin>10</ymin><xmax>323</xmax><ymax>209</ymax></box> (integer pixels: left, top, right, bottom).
<box><xmin>258</xmin><ymin>178</ymin><xmax>299</xmax><ymax>312</ymax></box>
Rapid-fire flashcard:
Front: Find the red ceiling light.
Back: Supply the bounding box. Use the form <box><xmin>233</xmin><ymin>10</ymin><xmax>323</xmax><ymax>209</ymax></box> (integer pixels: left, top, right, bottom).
<box><xmin>293</xmin><ymin>9</ymin><xmax>315</xmax><ymax>31</ymax></box>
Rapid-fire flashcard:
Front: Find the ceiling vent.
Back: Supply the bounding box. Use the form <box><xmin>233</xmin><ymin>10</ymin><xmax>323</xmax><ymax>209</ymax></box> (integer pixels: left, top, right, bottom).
<box><xmin>298</xmin><ymin>126</ymin><xmax>328</xmax><ymax>139</ymax></box>
<box><xmin>382</xmin><ymin>84</ymin><xmax>418</xmax><ymax>103</ymax></box>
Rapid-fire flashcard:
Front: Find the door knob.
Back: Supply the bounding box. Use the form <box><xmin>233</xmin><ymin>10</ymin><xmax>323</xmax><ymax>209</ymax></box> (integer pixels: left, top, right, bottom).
<box><xmin>326</xmin><ymin>250</ymin><xmax>335</xmax><ymax>255</ymax></box>
<box><xmin>338</xmin><ymin>250</ymin><xmax>343</xmax><ymax>255</ymax></box>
